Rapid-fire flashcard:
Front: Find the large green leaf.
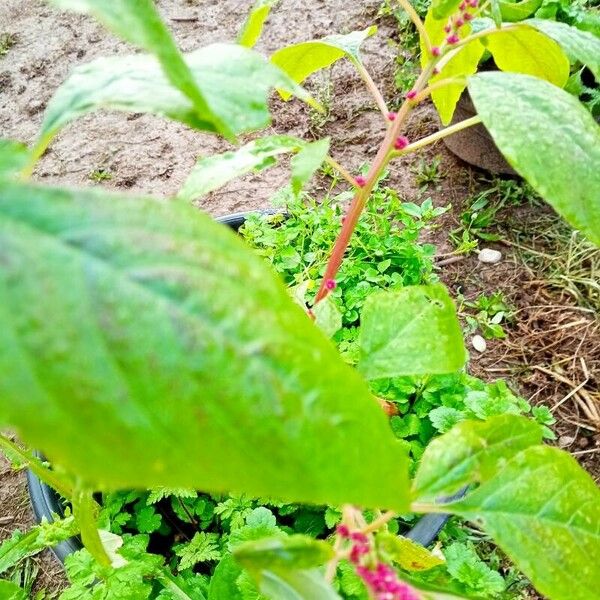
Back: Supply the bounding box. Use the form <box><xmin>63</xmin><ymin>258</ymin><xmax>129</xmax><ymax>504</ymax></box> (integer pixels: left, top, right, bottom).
<box><xmin>468</xmin><ymin>71</ymin><xmax>600</xmax><ymax>245</ymax></box>
<box><xmin>525</xmin><ymin>19</ymin><xmax>600</xmax><ymax>80</ymax></box>
<box><xmin>485</xmin><ymin>25</ymin><xmax>569</xmax><ymax>88</ymax></box>
<box><xmin>500</xmin><ymin>0</ymin><xmax>543</xmax><ymax>21</ymax></box>
<box><xmin>0</xmin><ymin>581</ymin><xmax>27</xmax><ymax>600</ymax></box>
<box><xmin>422</xmin><ymin>12</ymin><xmax>485</xmax><ymax>125</ymax></box>
<box><xmin>208</xmin><ymin>556</ymin><xmax>244</xmax><ymax>600</ymax></box>
<box><xmin>446</xmin><ymin>446</ymin><xmax>600</xmax><ymax>600</ymax></box>
<box><xmin>0</xmin><ymin>182</ymin><xmax>410</xmax><ymax>510</ymax></box>
<box><xmin>259</xmin><ymin>569</ymin><xmax>342</xmax><ymax>600</ymax></box>
<box><xmin>0</xmin><ymin>140</ymin><xmax>28</xmax><ymax>179</ymax></box>
<box><xmin>290</xmin><ymin>138</ymin><xmax>330</xmax><ymax>195</ymax></box>
<box><xmin>358</xmin><ymin>285</ymin><xmax>466</xmax><ymax>380</ymax></box>
<box><xmin>431</xmin><ymin>0</ymin><xmax>463</xmax><ymax>19</ymax></box>
<box><xmin>271</xmin><ymin>27</ymin><xmax>376</xmax><ymax>99</ymax></box>
<box><xmin>238</xmin><ymin>0</ymin><xmax>279</xmax><ymax>48</ymax></box>
<box><xmin>234</xmin><ymin>536</ymin><xmax>334</xmax><ymax>573</ymax></box>
<box><xmin>48</xmin><ymin>0</ymin><xmax>230</xmax><ymax>137</ymax></box>
<box><xmin>35</xmin><ymin>45</ymin><xmax>311</xmax><ymax>161</ymax></box>
<box><xmin>412</xmin><ymin>415</ymin><xmax>543</xmax><ymax>501</ymax></box>
<box><xmin>178</xmin><ymin>136</ymin><xmax>303</xmax><ymax>202</ymax></box>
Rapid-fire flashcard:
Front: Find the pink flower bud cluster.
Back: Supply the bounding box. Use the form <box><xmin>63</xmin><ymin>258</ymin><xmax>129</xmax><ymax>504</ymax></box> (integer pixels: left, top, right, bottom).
<box><xmin>336</xmin><ymin>526</ymin><xmax>421</xmax><ymax>600</ymax></box>
<box><xmin>444</xmin><ymin>0</ymin><xmax>478</xmax><ymax>44</ymax></box>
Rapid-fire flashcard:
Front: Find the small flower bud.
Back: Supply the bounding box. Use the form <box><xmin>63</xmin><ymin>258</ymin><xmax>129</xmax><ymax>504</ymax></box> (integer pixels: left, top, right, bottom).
<box><xmin>387</xmin><ymin>111</ymin><xmax>397</xmax><ymax>121</ymax></box>
<box><xmin>433</xmin><ymin>67</ymin><xmax>441</xmax><ymax>75</ymax></box>
<box><xmin>469</xmin><ymin>0</ymin><xmax>479</xmax><ymax>6</ymax></box>
<box><xmin>406</xmin><ymin>89</ymin><xmax>417</xmax><ymax>100</ymax></box>
<box><xmin>355</xmin><ymin>175</ymin><xmax>367</xmax><ymax>187</ymax></box>
<box><xmin>464</xmin><ymin>11</ymin><xmax>473</xmax><ymax>20</ymax></box>
<box><xmin>325</xmin><ymin>278</ymin><xmax>337</xmax><ymax>290</ymax></box>
<box><xmin>350</xmin><ymin>531</ymin><xmax>368</xmax><ymax>543</ymax></box>
<box><xmin>394</xmin><ymin>135</ymin><xmax>409</xmax><ymax>151</ymax></box>
<box><xmin>444</xmin><ymin>23</ymin><xmax>452</xmax><ymax>33</ymax></box>
<box><xmin>431</xmin><ymin>46</ymin><xmax>441</xmax><ymax>57</ymax></box>
<box><xmin>459</xmin><ymin>0</ymin><xmax>467</xmax><ymax>8</ymax></box>
<box><xmin>446</xmin><ymin>33</ymin><xmax>460</xmax><ymax>44</ymax></box>
<box><xmin>455</xmin><ymin>17</ymin><xmax>465</xmax><ymax>27</ymax></box>
<box><xmin>336</xmin><ymin>524</ymin><xmax>350</xmax><ymax>537</ymax></box>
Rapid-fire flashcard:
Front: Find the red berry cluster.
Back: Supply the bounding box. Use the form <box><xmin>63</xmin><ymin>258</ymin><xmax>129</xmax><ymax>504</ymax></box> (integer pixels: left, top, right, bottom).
<box><xmin>336</xmin><ymin>526</ymin><xmax>421</xmax><ymax>600</ymax></box>
<box><xmin>444</xmin><ymin>0</ymin><xmax>478</xmax><ymax>44</ymax></box>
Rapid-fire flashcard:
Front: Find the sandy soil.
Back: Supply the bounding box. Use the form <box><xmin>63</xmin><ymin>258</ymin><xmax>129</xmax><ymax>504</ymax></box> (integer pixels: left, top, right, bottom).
<box><xmin>0</xmin><ymin>0</ymin><xmax>598</xmax><ymax>596</ymax></box>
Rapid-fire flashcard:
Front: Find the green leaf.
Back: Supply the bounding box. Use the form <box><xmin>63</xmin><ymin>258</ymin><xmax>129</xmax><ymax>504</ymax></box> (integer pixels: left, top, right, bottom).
<box><xmin>178</xmin><ymin>136</ymin><xmax>304</xmax><ymax>202</ymax></box>
<box><xmin>175</xmin><ymin>532</ymin><xmax>222</xmax><ymax>569</ymax></box>
<box><xmin>234</xmin><ymin>535</ymin><xmax>334</xmax><ymax>573</ymax></box>
<box><xmin>446</xmin><ymin>446</ymin><xmax>600</xmax><ymax>600</ymax></box>
<box><xmin>485</xmin><ymin>24</ymin><xmax>569</xmax><ymax>88</ymax></box>
<box><xmin>377</xmin><ymin>532</ymin><xmax>445</xmax><ymax>571</ymax></box>
<box><xmin>490</xmin><ymin>0</ymin><xmax>503</xmax><ymax>27</ymax></box>
<box><xmin>238</xmin><ymin>0</ymin><xmax>279</xmax><ymax>48</ymax></box>
<box><xmin>259</xmin><ymin>569</ymin><xmax>342</xmax><ymax>600</ymax></box>
<box><xmin>525</xmin><ymin>19</ymin><xmax>600</xmax><ymax>80</ymax></box>
<box><xmin>35</xmin><ymin>46</ymin><xmax>311</xmax><ymax>161</ymax></box>
<box><xmin>0</xmin><ymin>581</ymin><xmax>27</xmax><ymax>600</ymax></box>
<box><xmin>468</xmin><ymin>71</ymin><xmax>600</xmax><ymax>245</ymax></box>
<box><xmin>422</xmin><ymin>12</ymin><xmax>485</xmax><ymax>125</ymax></box>
<box><xmin>431</xmin><ymin>0</ymin><xmax>463</xmax><ymax>20</ymax></box>
<box><xmin>358</xmin><ymin>285</ymin><xmax>466</xmax><ymax>380</ymax></box>
<box><xmin>209</xmin><ymin>556</ymin><xmax>244</xmax><ymax>600</ymax></box>
<box><xmin>291</xmin><ymin>138</ymin><xmax>330</xmax><ymax>195</ymax></box>
<box><xmin>312</xmin><ymin>296</ymin><xmax>342</xmax><ymax>338</ymax></box>
<box><xmin>412</xmin><ymin>415</ymin><xmax>543</xmax><ymax>500</ymax></box>
<box><xmin>48</xmin><ymin>0</ymin><xmax>231</xmax><ymax>137</ymax></box>
<box><xmin>0</xmin><ymin>140</ymin><xmax>28</xmax><ymax>179</ymax></box>
<box><xmin>271</xmin><ymin>27</ymin><xmax>377</xmax><ymax>99</ymax></box>
<box><xmin>0</xmin><ymin>181</ymin><xmax>410</xmax><ymax>511</ymax></box>
<box><xmin>499</xmin><ymin>0</ymin><xmax>543</xmax><ymax>21</ymax></box>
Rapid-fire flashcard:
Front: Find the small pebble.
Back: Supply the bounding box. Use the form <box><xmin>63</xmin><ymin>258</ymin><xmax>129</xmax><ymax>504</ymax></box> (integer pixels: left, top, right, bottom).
<box><xmin>558</xmin><ymin>435</ymin><xmax>575</xmax><ymax>448</ymax></box>
<box><xmin>472</xmin><ymin>335</ymin><xmax>487</xmax><ymax>353</ymax></box>
<box><xmin>478</xmin><ymin>248</ymin><xmax>502</xmax><ymax>264</ymax></box>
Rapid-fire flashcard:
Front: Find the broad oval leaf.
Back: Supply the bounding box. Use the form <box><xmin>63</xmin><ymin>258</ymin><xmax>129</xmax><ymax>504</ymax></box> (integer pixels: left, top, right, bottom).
<box><xmin>259</xmin><ymin>569</ymin><xmax>342</xmax><ymax>600</ymax></box>
<box><xmin>468</xmin><ymin>71</ymin><xmax>600</xmax><ymax>245</ymax></box>
<box><xmin>484</xmin><ymin>24</ymin><xmax>569</xmax><ymax>88</ymax></box>
<box><xmin>271</xmin><ymin>27</ymin><xmax>377</xmax><ymax>99</ymax></box>
<box><xmin>0</xmin><ymin>182</ymin><xmax>410</xmax><ymax>511</ymax></box>
<box><xmin>48</xmin><ymin>0</ymin><xmax>230</xmax><ymax>137</ymax></box>
<box><xmin>178</xmin><ymin>136</ymin><xmax>304</xmax><ymax>202</ymax></box>
<box><xmin>446</xmin><ymin>446</ymin><xmax>600</xmax><ymax>600</ymax></box>
<box><xmin>500</xmin><ymin>0</ymin><xmax>543</xmax><ymax>21</ymax></box>
<box><xmin>525</xmin><ymin>19</ymin><xmax>600</xmax><ymax>80</ymax></box>
<box><xmin>35</xmin><ymin>45</ymin><xmax>312</xmax><ymax>160</ymax></box>
<box><xmin>412</xmin><ymin>415</ymin><xmax>543</xmax><ymax>501</ymax></box>
<box><xmin>431</xmin><ymin>0</ymin><xmax>463</xmax><ymax>20</ymax></box>
<box><xmin>358</xmin><ymin>285</ymin><xmax>466</xmax><ymax>380</ymax></box>
<box><xmin>422</xmin><ymin>12</ymin><xmax>485</xmax><ymax>125</ymax></box>
<box><xmin>233</xmin><ymin>535</ymin><xmax>334</xmax><ymax>573</ymax></box>
<box><xmin>238</xmin><ymin>0</ymin><xmax>279</xmax><ymax>48</ymax></box>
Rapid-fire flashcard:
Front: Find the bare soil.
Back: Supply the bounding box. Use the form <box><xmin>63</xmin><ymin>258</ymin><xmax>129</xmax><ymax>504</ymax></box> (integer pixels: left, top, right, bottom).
<box><xmin>0</xmin><ymin>0</ymin><xmax>598</xmax><ymax>597</ymax></box>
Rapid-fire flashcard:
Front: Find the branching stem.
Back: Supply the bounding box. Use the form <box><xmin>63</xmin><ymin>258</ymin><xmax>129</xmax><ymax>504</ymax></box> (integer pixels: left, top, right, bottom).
<box><xmin>353</xmin><ymin>60</ymin><xmax>390</xmax><ymax>119</ymax></box>
<box><xmin>325</xmin><ymin>155</ymin><xmax>359</xmax><ymax>187</ymax></box>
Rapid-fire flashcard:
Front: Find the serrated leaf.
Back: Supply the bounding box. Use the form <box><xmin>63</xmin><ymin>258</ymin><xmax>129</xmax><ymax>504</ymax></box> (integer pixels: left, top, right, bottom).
<box><xmin>312</xmin><ymin>295</ymin><xmax>342</xmax><ymax>338</ymax></box>
<box><xmin>358</xmin><ymin>285</ymin><xmax>466</xmax><ymax>380</ymax></box>
<box><xmin>259</xmin><ymin>569</ymin><xmax>342</xmax><ymax>600</ymax></box>
<box><xmin>291</xmin><ymin>138</ymin><xmax>330</xmax><ymax>195</ymax></box>
<box><xmin>422</xmin><ymin>12</ymin><xmax>485</xmax><ymax>125</ymax></box>
<box><xmin>0</xmin><ymin>181</ymin><xmax>410</xmax><ymax>511</ymax></box>
<box><xmin>377</xmin><ymin>532</ymin><xmax>445</xmax><ymax>571</ymax></box>
<box><xmin>412</xmin><ymin>415</ymin><xmax>543</xmax><ymax>500</ymax></box>
<box><xmin>176</xmin><ymin>532</ymin><xmax>222</xmax><ymax>569</ymax></box>
<box><xmin>234</xmin><ymin>535</ymin><xmax>334</xmax><ymax>573</ymax></box>
<box><xmin>48</xmin><ymin>0</ymin><xmax>231</xmax><ymax>137</ymax></box>
<box><xmin>0</xmin><ymin>140</ymin><xmax>28</xmax><ymax>179</ymax></box>
<box><xmin>238</xmin><ymin>0</ymin><xmax>279</xmax><ymax>48</ymax></box>
<box><xmin>468</xmin><ymin>71</ymin><xmax>600</xmax><ymax>245</ymax></box>
<box><xmin>446</xmin><ymin>446</ymin><xmax>600</xmax><ymax>600</ymax></box>
<box><xmin>525</xmin><ymin>19</ymin><xmax>600</xmax><ymax>80</ymax></box>
<box><xmin>485</xmin><ymin>25</ymin><xmax>569</xmax><ymax>88</ymax></box>
<box><xmin>500</xmin><ymin>0</ymin><xmax>543</xmax><ymax>21</ymax></box>
<box><xmin>178</xmin><ymin>136</ymin><xmax>303</xmax><ymax>202</ymax></box>
<box><xmin>36</xmin><ymin>46</ymin><xmax>311</xmax><ymax>160</ymax></box>
<box><xmin>271</xmin><ymin>27</ymin><xmax>376</xmax><ymax>99</ymax></box>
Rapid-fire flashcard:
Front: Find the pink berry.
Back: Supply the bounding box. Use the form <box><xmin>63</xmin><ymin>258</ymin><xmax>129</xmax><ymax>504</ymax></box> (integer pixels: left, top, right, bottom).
<box><xmin>446</xmin><ymin>33</ymin><xmax>460</xmax><ymax>44</ymax></box>
<box><xmin>444</xmin><ymin>23</ymin><xmax>452</xmax><ymax>33</ymax></box>
<box><xmin>459</xmin><ymin>0</ymin><xmax>467</xmax><ymax>8</ymax></box>
<box><xmin>350</xmin><ymin>531</ymin><xmax>368</xmax><ymax>543</ymax></box>
<box><xmin>394</xmin><ymin>135</ymin><xmax>409</xmax><ymax>150</ymax></box>
<box><xmin>355</xmin><ymin>175</ymin><xmax>367</xmax><ymax>187</ymax></box>
<box><xmin>455</xmin><ymin>17</ymin><xmax>465</xmax><ymax>27</ymax></box>
<box><xmin>325</xmin><ymin>279</ymin><xmax>337</xmax><ymax>290</ymax></box>
<box><xmin>387</xmin><ymin>111</ymin><xmax>397</xmax><ymax>121</ymax></box>
<box><xmin>464</xmin><ymin>11</ymin><xmax>473</xmax><ymax>20</ymax></box>
<box><xmin>469</xmin><ymin>0</ymin><xmax>479</xmax><ymax>6</ymax></box>
<box><xmin>336</xmin><ymin>524</ymin><xmax>350</xmax><ymax>537</ymax></box>
<box><xmin>406</xmin><ymin>89</ymin><xmax>417</xmax><ymax>100</ymax></box>
<box><xmin>431</xmin><ymin>46</ymin><xmax>441</xmax><ymax>56</ymax></box>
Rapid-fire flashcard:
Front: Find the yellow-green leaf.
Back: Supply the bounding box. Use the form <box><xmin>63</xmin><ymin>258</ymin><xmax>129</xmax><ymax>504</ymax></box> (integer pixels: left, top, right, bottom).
<box><xmin>238</xmin><ymin>0</ymin><xmax>279</xmax><ymax>48</ymax></box>
<box><xmin>377</xmin><ymin>532</ymin><xmax>445</xmax><ymax>571</ymax></box>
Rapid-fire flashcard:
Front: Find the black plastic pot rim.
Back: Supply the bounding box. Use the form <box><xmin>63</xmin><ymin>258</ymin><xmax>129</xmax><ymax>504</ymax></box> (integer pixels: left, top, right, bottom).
<box><xmin>27</xmin><ymin>211</ymin><xmax>461</xmax><ymax>565</ymax></box>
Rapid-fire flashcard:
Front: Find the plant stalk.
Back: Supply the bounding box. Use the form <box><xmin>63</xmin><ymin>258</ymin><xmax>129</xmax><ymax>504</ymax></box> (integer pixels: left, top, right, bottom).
<box><xmin>72</xmin><ymin>486</ymin><xmax>112</xmax><ymax>568</ymax></box>
<box><xmin>353</xmin><ymin>60</ymin><xmax>390</xmax><ymax>119</ymax></box>
<box><xmin>394</xmin><ymin>0</ymin><xmax>432</xmax><ymax>55</ymax></box>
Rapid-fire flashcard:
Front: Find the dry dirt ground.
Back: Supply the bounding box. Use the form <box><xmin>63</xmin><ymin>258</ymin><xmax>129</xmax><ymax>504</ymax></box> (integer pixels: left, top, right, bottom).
<box><xmin>0</xmin><ymin>0</ymin><xmax>598</xmax><ymax>597</ymax></box>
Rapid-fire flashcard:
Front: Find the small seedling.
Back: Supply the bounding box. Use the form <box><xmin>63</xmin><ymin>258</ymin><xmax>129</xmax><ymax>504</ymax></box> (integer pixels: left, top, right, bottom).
<box><xmin>0</xmin><ymin>33</ymin><xmax>17</xmax><ymax>57</ymax></box>
<box><xmin>412</xmin><ymin>155</ymin><xmax>443</xmax><ymax>189</ymax></box>
<box><xmin>88</xmin><ymin>167</ymin><xmax>112</xmax><ymax>183</ymax></box>
<box><xmin>460</xmin><ymin>291</ymin><xmax>514</xmax><ymax>339</ymax></box>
